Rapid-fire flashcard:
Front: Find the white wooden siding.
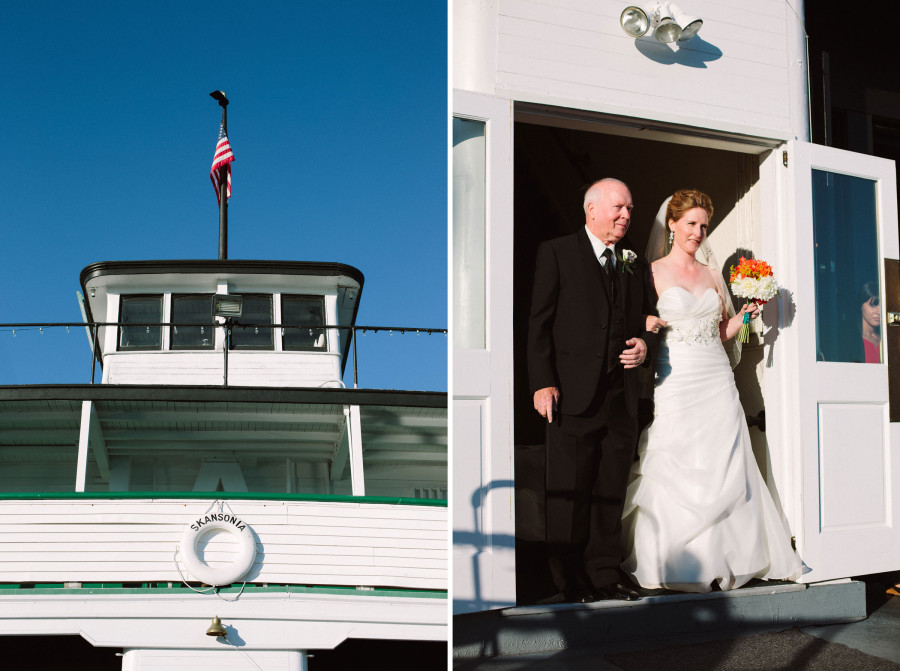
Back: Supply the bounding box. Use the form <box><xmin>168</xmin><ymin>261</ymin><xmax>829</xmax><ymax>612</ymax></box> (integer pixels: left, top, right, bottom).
<box><xmin>0</xmin><ymin>499</ymin><xmax>447</xmax><ymax>590</ymax></box>
<box><xmin>458</xmin><ymin>0</ymin><xmax>799</xmax><ymax>138</ymax></box>
<box><xmin>120</xmin><ymin>650</ymin><xmax>303</xmax><ymax>671</ymax></box>
<box><xmin>225</xmin><ymin>352</ymin><xmax>343</xmax><ymax>388</ymax></box>
<box><xmin>103</xmin><ymin>351</ymin><xmax>343</xmax><ymax>388</ymax></box>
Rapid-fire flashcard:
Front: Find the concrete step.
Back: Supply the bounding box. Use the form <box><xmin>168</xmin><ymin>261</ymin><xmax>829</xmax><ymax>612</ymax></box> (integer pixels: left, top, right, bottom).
<box><xmin>453</xmin><ymin>580</ymin><xmax>866</xmax><ymax>661</ymax></box>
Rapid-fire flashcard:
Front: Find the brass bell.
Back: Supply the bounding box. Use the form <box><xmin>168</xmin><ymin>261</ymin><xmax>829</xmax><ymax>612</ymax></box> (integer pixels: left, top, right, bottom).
<box><xmin>206</xmin><ymin>616</ymin><xmax>227</xmax><ymax>637</ymax></box>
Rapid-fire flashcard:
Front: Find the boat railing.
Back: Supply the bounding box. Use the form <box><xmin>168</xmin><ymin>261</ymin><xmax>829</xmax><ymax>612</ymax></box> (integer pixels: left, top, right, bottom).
<box><xmin>0</xmin><ymin>321</ymin><xmax>447</xmax><ymax>388</ymax></box>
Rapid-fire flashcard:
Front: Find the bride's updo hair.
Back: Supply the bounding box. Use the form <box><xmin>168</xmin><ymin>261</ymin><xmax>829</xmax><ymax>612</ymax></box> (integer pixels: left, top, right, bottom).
<box><xmin>666</xmin><ymin>189</ymin><xmax>714</xmax><ymax>224</ymax></box>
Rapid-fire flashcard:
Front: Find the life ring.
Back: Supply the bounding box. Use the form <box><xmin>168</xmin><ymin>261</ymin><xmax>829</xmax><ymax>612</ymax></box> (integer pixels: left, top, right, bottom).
<box><xmin>179</xmin><ymin>517</ymin><xmax>257</xmax><ymax>586</ymax></box>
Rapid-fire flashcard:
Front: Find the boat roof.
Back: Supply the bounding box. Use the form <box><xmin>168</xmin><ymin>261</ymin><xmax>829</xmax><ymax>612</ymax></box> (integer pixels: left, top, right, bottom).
<box><xmin>80</xmin><ymin>259</ymin><xmax>365</xmax><ymax>370</ymax></box>
<box><xmin>80</xmin><ymin>259</ymin><xmax>364</xmax><ymax>290</ymax></box>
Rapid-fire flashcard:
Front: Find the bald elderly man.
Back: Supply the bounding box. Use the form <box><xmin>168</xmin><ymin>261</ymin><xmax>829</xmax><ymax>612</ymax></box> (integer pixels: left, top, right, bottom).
<box><xmin>527</xmin><ymin>178</ymin><xmax>658</xmax><ymax>603</ymax></box>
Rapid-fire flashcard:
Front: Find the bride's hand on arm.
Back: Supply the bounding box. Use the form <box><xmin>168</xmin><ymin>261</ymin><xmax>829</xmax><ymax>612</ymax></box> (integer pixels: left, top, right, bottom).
<box><xmin>722</xmin><ymin>303</ymin><xmax>760</xmax><ymax>340</ymax></box>
<box><xmin>645</xmin><ymin>315</ymin><xmax>667</xmax><ymax>333</ymax></box>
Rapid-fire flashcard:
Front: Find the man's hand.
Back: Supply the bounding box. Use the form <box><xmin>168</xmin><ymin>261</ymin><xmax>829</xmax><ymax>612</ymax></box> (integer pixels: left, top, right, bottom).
<box><xmin>620</xmin><ymin>337</ymin><xmax>647</xmax><ymax>369</ymax></box>
<box><xmin>534</xmin><ymin>387</ymin><xmax>560</xmax><ymax>423</ymax></box>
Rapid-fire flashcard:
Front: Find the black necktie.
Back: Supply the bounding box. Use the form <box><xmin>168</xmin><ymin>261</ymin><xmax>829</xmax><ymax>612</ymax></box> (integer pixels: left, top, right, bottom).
<box><xmin>602</xmin><ymin>248</ymin><xmax>616</xmax><ymax>296</ymax></box>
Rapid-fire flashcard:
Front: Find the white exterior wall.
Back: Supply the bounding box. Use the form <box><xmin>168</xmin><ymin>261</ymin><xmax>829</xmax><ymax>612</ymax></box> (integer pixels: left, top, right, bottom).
<box><xmin>0</xmin><ymin>589</ymin><xmax>445</xmax><ymax>653</ymax></box>
<box><xmin>455</xmin><ymin>0</ymin><xmax>808</xmax><ymax>141</ymax></box>
<box><xmin>120</xmin><ymin>650</ymin><xmax>306</xmax><ymax>671</ymax></box>
<box><xmin>0</xmin><ymin>499</ymin><xmax>447</xmax><ymax>590</ymax></box>
<box><xmin>103</xmin><ymin>351</ymin><xmax>343</xmax><ymax>387</ymax></box>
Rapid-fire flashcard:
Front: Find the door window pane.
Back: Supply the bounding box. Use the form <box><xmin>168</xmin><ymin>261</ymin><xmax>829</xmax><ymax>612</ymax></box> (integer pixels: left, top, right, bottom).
<box><xmin>453</xmin><ymin>117</ymin><xmax>486</xmax><ymax>350</ymax></box>
<box><xmin>118</xmin><ymin>295</ymin><xmax>162</xmax><ymax>351</ymax></box>
<box><xmin>812</xmin><ymin>170</ymin><xmax>882</xmax><ymax>363</ymax></box>
<box><xmin>282</xmin><ymin>295</ymin><xmax>326</xmax><ymax>351</ymax></box>
<box><xmin>230</xmin><ymin>294</ymin><xmax>273</xmax><ymax>350</ymax></box>
<box><xmin>171</xmin><ymin>295</ymin><xmax>215</xmax><ymax>350</ymax></box>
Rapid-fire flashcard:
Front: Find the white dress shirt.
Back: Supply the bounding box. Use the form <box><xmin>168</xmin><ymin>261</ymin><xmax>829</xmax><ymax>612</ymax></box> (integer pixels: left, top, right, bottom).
<box><xmin>585</xmin><ymin>225</ymin><xmax>615</xmax><ymax>269</ymax></box>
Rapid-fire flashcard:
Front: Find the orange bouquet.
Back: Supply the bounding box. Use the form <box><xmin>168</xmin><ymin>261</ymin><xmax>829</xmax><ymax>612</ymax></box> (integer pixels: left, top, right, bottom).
<box><xmin>729</xmin><ymin>257</ymin><xmax>777</xmax><ymax>343</ymax></box>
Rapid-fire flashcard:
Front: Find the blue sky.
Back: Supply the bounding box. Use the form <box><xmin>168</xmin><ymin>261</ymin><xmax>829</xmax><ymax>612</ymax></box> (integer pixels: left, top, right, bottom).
<box><xmin>0</xmin><ymin>1</ymin><xmax>447</xmax><ymax>390</ymax></box>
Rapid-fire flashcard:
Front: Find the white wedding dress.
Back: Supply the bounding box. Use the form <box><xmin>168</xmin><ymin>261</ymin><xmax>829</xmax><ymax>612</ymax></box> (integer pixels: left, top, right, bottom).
<box><xmin>621</xmin><ymin>286</ymin><xmax>802</xmax><ymax>593</ymax></box>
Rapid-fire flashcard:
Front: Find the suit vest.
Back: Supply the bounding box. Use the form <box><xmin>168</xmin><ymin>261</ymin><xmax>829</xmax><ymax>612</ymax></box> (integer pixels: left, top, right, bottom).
<box><xmin>605</xmin><ymin>267</ymin><xmax>625</xmax><ymax>373</ymax></box>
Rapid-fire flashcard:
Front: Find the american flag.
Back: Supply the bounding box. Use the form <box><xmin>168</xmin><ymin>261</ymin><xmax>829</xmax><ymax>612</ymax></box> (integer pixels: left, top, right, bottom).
<box><xmin>210</xmin><ymin>121</ymin><xmax>234</xmax><ymax>204</ymax></box>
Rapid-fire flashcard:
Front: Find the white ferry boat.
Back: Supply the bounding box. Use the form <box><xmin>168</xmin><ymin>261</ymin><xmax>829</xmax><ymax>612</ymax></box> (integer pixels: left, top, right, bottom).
<box><xmin>0</xmin><ymin>258</ymin><xmax>447</xmax><ymax>669</ymax></box>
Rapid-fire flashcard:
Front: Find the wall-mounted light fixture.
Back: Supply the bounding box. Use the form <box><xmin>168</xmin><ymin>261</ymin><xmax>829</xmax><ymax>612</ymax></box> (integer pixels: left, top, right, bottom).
<box><xmin>620</xmin><ymin>3</ymin><xmax>702</xmax><ymax>43</ymax></box>
<box><xmin>212</xmin><ymin>294</ymin><xmax>243</xmax><ymax>319</ymax></box>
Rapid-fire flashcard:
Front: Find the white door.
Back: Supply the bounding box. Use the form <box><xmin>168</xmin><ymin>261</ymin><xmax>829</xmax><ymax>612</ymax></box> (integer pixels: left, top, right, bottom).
<box><xmin>452</xmin><ymin>91</ymin><xmax>516</xmax><ymax>613</ymax></box>
<box><xmin>782</xmin><ymin>141</ymin><xmax>900</xmax><ymax>582</ymax></box>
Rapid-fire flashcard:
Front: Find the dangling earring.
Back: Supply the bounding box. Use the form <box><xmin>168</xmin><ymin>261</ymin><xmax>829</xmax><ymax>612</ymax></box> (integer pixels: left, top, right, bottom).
<box><xmin>668</xmin><ymin>230</ymin><xmax>674</xmax><ymax>244</ymax></box>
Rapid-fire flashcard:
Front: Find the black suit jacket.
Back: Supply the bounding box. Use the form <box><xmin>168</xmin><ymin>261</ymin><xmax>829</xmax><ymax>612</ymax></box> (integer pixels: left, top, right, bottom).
<box><xmin>527</xmin><ymin>228</ymin><xmax>658</xmax><ymax>417</ymax></box>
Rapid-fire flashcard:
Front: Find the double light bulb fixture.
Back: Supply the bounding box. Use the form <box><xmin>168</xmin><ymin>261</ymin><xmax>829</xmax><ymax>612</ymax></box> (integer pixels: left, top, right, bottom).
<box><xmin>620</xmin><ymin>2</ymin><xmax>702</xmax><ymax>44</ymax></box>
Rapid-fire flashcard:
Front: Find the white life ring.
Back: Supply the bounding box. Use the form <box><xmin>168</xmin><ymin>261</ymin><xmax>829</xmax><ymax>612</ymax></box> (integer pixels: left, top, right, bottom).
<box><xmin>179</xmin><ymin>517</ymin><xmax>257</xmax><ymax>586</ymax></box>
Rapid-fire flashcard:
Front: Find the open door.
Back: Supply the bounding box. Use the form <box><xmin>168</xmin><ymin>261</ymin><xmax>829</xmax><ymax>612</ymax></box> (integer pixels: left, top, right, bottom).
<box><xmin>782</xmin><ymin>141</ymin><xmax>900</xmax><ymax>582</ymax></box>
<box><xmin>452</xmin><ymin>91</ymin><xmax>516</xmax><ymax>613</ymax></box>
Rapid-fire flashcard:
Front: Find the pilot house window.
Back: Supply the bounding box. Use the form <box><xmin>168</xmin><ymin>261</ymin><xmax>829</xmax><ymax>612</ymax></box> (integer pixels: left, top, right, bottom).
<box><xmin>230</xmin><ymin>294</ymin><xmax>274</xmax><ymax>350</ymax></box>
<box><xmin>171</xmin><ymin>294</ymin><xmax>215</xmax><ymax>350</ymax></box>
<box><xmin>282</xmin><ymin>295</ymin><xmax>327</xmax><ymax>351</ymax></box>
<box><xmin>118</xmin><ymin>295</ymin><xmax>163</xmax><ymax>350</ymax></box>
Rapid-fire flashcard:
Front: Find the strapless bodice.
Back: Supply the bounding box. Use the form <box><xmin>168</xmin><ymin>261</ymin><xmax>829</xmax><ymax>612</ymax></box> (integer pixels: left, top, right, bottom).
<box><xmin>658</xmin><ymin>286</ymin><xmax>722</xmax><ymax>347</ymax></box>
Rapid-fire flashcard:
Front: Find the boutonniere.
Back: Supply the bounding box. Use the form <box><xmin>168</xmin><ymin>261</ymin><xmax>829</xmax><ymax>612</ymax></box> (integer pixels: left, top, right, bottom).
<box><xmin>617</xmin><ymin>249</ymin><xmax>637</xmax><ymax>275</ymax></box>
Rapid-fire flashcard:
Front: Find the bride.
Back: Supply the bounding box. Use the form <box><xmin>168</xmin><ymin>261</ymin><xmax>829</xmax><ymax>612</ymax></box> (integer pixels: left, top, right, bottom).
<box><xmin>621</xmin><ymin>189</ymin><xmax>801</xmax><ymax>593</ymax></box>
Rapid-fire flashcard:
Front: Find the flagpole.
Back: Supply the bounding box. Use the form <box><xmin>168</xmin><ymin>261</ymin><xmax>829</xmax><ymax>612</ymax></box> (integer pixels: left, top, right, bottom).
<box><xmin>210</xmin><ymin>90</ymin><xmax>230</xmax><ymax>260</ymax></box>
